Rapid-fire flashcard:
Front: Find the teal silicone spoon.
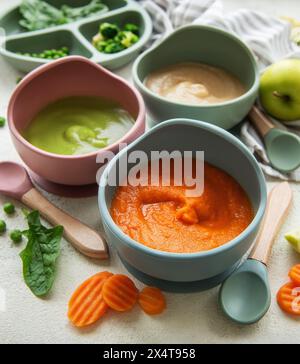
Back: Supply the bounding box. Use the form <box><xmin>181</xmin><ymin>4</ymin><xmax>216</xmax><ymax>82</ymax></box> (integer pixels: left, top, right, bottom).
<box><xmin>219</xmin><ymin>182</ymin><xmax>292</xmax><ymax>325</ymax></box>
<box><xmin>248</xmin><ymin>106</ymin><xmax>300</xmax><ymax>173</ymax></box>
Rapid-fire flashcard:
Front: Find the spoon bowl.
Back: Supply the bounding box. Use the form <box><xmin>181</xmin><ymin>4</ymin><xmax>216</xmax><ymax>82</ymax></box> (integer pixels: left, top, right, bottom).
<box><xmin>265</xmin><ymin>129</ymin><xmax>300</xmax><ymax>173</ymax></box>
<box><xmin>248</xmin><ymin>106</ymin><xmax>300</xmax><ymax>173</ymax></box>
<box><xmin>0</xmin><ymin>161</ymin><xmax>33</xmax><ymax>199</ymax></box>
<box><xmin>219</xmin><ymin>259</ymin><xmax>271</xmax><ymax>324</ymax></box>
<box><xmin>219</xmin><ymin>182</ymin><xmax>292</xmax><ymax>324</ymax></box>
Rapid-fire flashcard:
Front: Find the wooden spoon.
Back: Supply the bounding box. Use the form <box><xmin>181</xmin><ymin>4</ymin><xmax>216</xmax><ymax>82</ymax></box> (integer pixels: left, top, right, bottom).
<box><xmin>0</xmin><ymin>161</ymin><xmax>108</xmax><ymax>260</ymax></box>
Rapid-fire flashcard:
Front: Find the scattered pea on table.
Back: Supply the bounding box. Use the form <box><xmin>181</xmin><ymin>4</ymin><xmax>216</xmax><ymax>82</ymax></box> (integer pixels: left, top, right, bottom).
<box><xmin>10</xmin><ymin>229</ymin><xmax>22</xmax><ymax>243</ymax></box>
<box><xmin>0</xmin><ymin>220</ymin><xmax>6</xmax><ymax>234</ymax></box>
<box><xmin>0</xmin><ymin>117</ymin><xmax>5</xmax><ymax>127</ymax></box>
<box><xmin>3</xmin><ymin>202</ymin><xmax>15</xmax><ymax>215</ymax></box>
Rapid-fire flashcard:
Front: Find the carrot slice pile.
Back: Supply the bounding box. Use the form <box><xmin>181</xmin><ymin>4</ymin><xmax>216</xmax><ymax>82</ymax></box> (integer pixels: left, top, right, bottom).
<box><xmin>102</xmin><ymin>274</ymin><xmax>138</xmax><ymax>312</ymax></box>
<box><xmin>138</xmin><ymin>286</ymin><xmax>166</xmax><ymax>315</ymax></box>
<box><xmin>67</xmin><ymin>271</ymin><xmax>167</xmax><ymax>328</ymax></box>
<box><xmin>288</xmin><ymin>264</ymin><xmax>300</xmax><ymax>285</ymax></box>
<box><xmin>68</xmin><ymin>271</ymin><xmax>113</xmax><ymax>327</ymax></box>
<box><xmin>277</xmin><ymin>282</ymin><xmax>300</xmax><ymax>316</ymax></box>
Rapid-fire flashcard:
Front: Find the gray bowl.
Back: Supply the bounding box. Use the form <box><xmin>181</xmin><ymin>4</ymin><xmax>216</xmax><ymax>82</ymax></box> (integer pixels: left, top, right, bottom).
<box><xmin>98</xmin><ymin>119</ymin><xmax>267</xmax><ymax>291</ymax></box>
<box><xmin>0</xmin><ymin>0</ymin><xmax>152</xmax><ymax>72</ymax></box>
<box><xmin>132</xmin><ymin>25</ymin><xmax>260</xmax><ymax>130</ymax></box>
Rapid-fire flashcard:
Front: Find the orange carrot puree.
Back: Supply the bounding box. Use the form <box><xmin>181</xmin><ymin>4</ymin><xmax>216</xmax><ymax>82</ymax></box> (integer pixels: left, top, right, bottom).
<box><xmin>110</xmin><ymin>161</ymin><xmax>253</xmax><ymax>253</ymax></box>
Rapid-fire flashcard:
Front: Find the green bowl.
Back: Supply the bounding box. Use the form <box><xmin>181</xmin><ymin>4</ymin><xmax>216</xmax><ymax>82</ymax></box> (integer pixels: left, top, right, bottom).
<box><xmin>0</xmin><ymin>0</ymin><xmax>152</xmax><ymax>73</ymax></box>
<box><xmin>132</xmin><ymin>25</ymin><xmax>260</xmax><ymax>130</ymax></box>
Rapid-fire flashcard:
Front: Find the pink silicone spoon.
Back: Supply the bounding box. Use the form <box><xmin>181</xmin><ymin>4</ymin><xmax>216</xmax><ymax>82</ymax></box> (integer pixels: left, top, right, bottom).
<box><xmin>0</xmin><ymin>161</ymin><xmax>108</xmax><ymax>260</ymax></box>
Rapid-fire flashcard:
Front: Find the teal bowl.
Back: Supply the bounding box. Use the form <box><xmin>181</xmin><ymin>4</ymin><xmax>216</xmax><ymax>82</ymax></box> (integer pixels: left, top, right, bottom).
<box><xmin>132</xmin><ymin>25</ymin><xmax>260</xmax><ymax>130</ymax></box>
<box><xmin>98</xmin><ymin>119</ymin><xmax>267</xmax><ymax>292</ymax></box>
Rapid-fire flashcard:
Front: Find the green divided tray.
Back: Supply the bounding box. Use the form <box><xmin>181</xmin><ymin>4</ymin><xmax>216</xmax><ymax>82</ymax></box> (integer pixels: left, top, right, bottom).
<box><xmin>0</xmin><ymin>0</ymin><xmax>153</xmax><ymax>72</ymax></box>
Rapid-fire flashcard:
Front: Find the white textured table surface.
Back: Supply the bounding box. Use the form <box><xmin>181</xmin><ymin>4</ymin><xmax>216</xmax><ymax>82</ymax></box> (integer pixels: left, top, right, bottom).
<box><xmin>0</xmin><ymin>0</ymin><xmax>300</xmax><ymax>344</ymax></box>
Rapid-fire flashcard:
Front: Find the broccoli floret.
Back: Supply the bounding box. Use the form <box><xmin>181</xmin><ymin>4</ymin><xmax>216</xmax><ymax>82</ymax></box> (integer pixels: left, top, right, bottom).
<box><xmin>95</xmin><ymin>40</ymin><xmax>109</xmax><ymax>52</ymax></box>
<box><xmin>124</xmin><ymin>23</ymin><xmax>139</xmax><ymax>35</ymax></box>
<box><xmin>92</xmin><ymin>32</ymin><xmax>104</xmax><ymax>45</ymax></box>
<box><xmin>99</xmin><ymin>22</ymin><xmax>120</xmax><ymax>39</ymax></box>
<box><xmin>103</xmin><ymin>42</ymin><xmax>125</xmax><ymax>54</ymax></box>
<box><xmin>116</xmin><ymin>31</ymin><xmax>139</xmax><ymax>48</ymax></box>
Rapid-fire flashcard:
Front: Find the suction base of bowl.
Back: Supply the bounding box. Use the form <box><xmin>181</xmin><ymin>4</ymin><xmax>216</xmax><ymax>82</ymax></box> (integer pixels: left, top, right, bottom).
<box><xmin>29</xmin><ymin>170</ymin><xmax>98</xmax><ymax>198</ymax></box>
<box><xmin>120</xmin><ymin>256</ymin><xmax>240</xmax><ymax>293</ymax></box>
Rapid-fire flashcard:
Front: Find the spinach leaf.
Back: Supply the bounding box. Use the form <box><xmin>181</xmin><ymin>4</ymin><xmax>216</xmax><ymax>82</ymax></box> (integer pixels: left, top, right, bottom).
<box><xmin>19</xmin><ymin>0</ymin><xmax>67</xmax><ymax>31</ymax></box>
<box><xmin>20</xmin><ymin>210</ymin><xmax>63</xmax><ymax>297</ymax></box>
<box><xmin>19</xmin><ymin>0</ymin><xmax>108</xmax><ymax>31</ymax></box>
<box><xmin>61</xmin><ymin>0</ymin><xmax>108</xmax><ymax>21</ymax></box>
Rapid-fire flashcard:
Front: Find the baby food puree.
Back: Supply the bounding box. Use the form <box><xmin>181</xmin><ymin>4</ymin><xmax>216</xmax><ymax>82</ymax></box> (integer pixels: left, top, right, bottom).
<box><xmin>111</xmin><ymin>161</ymin><xmax>253</xmax><ymax>253</ymax></box>
<box><xmin>23</xmin><ymin>96</ymin><xmax>134</xmax><ymax>155</ymax></box>
<box><xmin>145</xmin><ymin>62</ymin><xmax>245</xmax><ymax>105</ymax></box>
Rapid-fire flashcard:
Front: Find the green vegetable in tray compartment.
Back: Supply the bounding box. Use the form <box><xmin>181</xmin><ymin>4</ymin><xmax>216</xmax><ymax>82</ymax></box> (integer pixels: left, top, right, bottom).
<box><xmin>10</xmin><ymin>229</ymin><xmax>22</xmax><ymax>243</ymax></box>
<box><xmin>18</xmin><ymin>46</ymin><xmax>69</xmax><ymax>60</ymax></box>
<box><xmin>92</xmin><ymin>22</ymin><xmax>141</xmax><ymax>54</ymax></box>
<box><xmin>19</xmin><ymin>0</ymin><xmax>67</xmax><ymax>31</ymax></box>
<box><xmin>100</xmin><ymin>22</ymin><xmax>120</xmax><ymax>39</ymax></box>
<box><xmin>0</xmin><ymin>117</ymin><xmax>5</xmax><ymax>127</ymax></box>
<box><xmin>124</xmin><ymin>23</ymin><xmax>139</xmax><ymax>35</ymax></box>
<box><xmin>61</xmin><ymin>0</ymin><xmax>107</xmax><ymax>21</ymax></box>
<box><xmin>103</xmin><ymin>40</ymin><xmax>125</xmax><ymax>54</ymax></box>
<box><xmin>3</xmin><ymin>202</ymin><xmax>15</xmax><ymax>215</ymax></box>
<box><xmin>117</xmin><ymin>31</ymin><xmax>139</xmax><ymax>48</ymax></box>
<box><xmin>0</xmin><ymin>220</ymin><xmax>6</xmax><ymax>234</ymax></box>
<box><xmin>19</xmin><ymin>0</ymin><xmax>108</xmax><ymax>31</ymax></box>
<box><xmin>20</xmin><ymin>210</ymin><xmax>63</xmax><ymax>297</ymax></box>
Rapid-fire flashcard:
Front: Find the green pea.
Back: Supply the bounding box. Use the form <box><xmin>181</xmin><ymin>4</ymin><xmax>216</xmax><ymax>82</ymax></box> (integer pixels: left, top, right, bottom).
<box><xmin>10</xmin><ymin>229</ymin><xmax>22</xmax><ymax>243</ymax></box>
<box><xmin>0</xmin><ymin>116</ymin><xmax>5</xmax><ymax>127</ymax></box>
<box><xmin>0</xmin><ymin>220</ymin><xmax>6</xmax><ymax>234</ymax></box>
<box><xmin>3</xmin><ymin>202</ymin><xmax>15</xmax><ymax>215</ymax></box>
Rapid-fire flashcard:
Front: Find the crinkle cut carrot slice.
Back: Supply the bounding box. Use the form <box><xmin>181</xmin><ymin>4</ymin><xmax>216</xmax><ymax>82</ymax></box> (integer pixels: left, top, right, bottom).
<box><xmin>277</xmin><ymin>281</ymin><xmax>300</xmax><ymax>316</ymax></box>
<box><xmin>288</xmin><ymin>264</ymin><xmax>300</xmax><ymax>285</ymax></box>
<box><xmin>138</xmin><ymin>286</ymin><xmax>166</xmax><ymax>315</ymax></box>
<box><xmin>68</xmin><ymin>271</ymin><xmax>113</xmax><ymax>327</ymax></box>
<box><xmin>102</xmin><ymin>274</ymin><xmax>138</xmax><ymax>312</ymax></box>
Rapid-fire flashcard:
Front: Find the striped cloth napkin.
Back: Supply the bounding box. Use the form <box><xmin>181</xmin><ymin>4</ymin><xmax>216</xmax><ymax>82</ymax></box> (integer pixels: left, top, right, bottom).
<box><xmin>140</xmin><ymin>0</ymin><xmax>300</xmax><ymax>181</ymax></box>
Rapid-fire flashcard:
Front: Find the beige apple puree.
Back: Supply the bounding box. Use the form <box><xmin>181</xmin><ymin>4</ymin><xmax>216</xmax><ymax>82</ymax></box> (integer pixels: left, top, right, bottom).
<box><xmin>145</xmin><ymin>62</ymin><xmax>245</xmax><ymax>105</ymax></box>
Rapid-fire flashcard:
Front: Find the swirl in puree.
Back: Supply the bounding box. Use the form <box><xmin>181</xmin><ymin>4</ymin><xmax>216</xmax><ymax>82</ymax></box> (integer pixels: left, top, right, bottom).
<box><xmin>145</xmin><ymin>62</ymin><xmax>245</xmax><ymax>105</ymax></box>
<box><xmin>111</xmin><ymin>161</ymin><xmax>253</xmax><ymax>253</ymax></box>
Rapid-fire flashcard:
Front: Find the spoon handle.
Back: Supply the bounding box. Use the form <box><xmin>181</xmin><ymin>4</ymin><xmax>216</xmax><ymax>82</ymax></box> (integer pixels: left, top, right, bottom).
<box><xmin>250</xmin><ymin>182</ymin><xmax>292</xmax><ymax>265</ymax></box>
<box><xmin>248</xmin><ymin>106</ymin><xmax>274</xmax><ymax>137</ymax></box>
<box><xmin>21</xmin><ymin>188</ymin><xmax>109</xmax><ymax>260</ymax></box>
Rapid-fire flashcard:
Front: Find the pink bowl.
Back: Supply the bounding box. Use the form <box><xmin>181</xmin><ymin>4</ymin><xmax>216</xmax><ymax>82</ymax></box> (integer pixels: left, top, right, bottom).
<box><xmin>8</xmin><ymin>56</ymin><xmax>146</xmax><ymax>186</ymax></box>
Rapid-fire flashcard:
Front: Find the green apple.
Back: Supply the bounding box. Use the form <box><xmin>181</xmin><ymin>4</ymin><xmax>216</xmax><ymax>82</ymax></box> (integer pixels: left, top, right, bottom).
<box><xmin>259</xmin><ymin>59</ymin><xmax>300</xmax><ymax>121</ymax></box>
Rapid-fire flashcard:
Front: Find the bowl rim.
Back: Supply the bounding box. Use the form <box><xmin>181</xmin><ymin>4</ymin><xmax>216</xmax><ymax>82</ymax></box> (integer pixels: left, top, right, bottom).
<box><xmin>132</xmin><ymin>24</ymin><xmax>260</xmax><ymax>109</ymax></box>
<box><xmin>98</xmin><ymin>118</ymin><xmax>267</xmax><ymax>260</ymax></box>
<box><xmin>7</xmin><ymin>55</ymin><xmax>146</xmax><ymax>160</ymax></box>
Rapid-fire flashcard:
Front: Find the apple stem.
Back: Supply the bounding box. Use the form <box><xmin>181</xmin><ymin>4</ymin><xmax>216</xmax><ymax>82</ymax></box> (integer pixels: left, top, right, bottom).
<box><xmin>273</xmin><ymin>91</ymin><xmax>291</xmax><ymax>102</ymax></box>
